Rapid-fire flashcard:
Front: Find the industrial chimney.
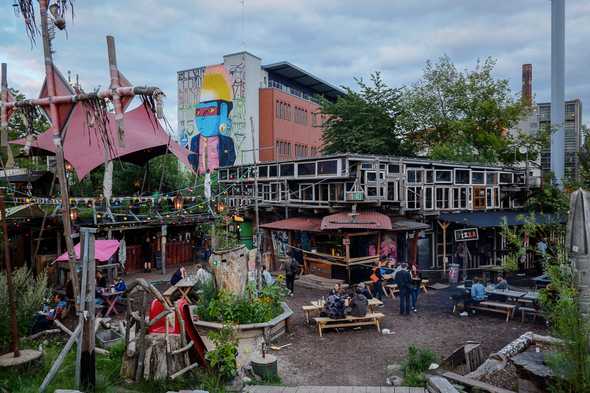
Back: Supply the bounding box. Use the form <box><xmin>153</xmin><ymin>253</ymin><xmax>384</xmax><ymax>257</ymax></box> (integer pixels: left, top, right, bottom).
<box><xmin>521</xmin><ymin>64</ymin><xmax>532</xmax><ymax>106</ymax></box>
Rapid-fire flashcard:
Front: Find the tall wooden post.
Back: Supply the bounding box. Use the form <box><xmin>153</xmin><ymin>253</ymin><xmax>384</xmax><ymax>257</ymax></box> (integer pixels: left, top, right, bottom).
<box><xmin>437</xmin><ymin>220</ymin><xmax>450</xmax><ymax>274</ymax></box>
<box><xmin>75</xmin><ymin>227</ymin><xmax>97</xmax><ymax>391</ymax></box>
<box><xmin>0</xmin><ymin>188</ymin><xmax>20</xmax><ymax>357</ymax></box>
<box><xmin>161</xmin><ymin>224</ymin><xmax>167</xmax><ymax>275</ymax></box>
<box><xmin>409</xmin><ymin>230</ymin><xmax>419</xmax><ymax>266</ymax></box>
<box><xmin>39</xmin><ymin>0</ymin><xmax>79</xmax><ymax>303</ymax></box>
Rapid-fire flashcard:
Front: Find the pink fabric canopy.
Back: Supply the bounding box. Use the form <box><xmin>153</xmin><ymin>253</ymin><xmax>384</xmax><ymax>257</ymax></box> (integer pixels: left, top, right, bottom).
<box><xmin>55</xmin><ymin>240</ymin><xmax>120</xmax><ymax>262</ymax></box>
<box><xmin>12</xmin><ymin>104</ymin><xmax>193</xmax><ymax>179</ymax></box>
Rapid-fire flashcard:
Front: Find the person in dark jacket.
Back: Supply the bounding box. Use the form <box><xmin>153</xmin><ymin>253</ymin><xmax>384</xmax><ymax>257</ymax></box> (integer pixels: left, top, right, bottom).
<box><xmin>357</xmin><ymin>282</ymin><xmax>373</xmax><ymax>299</ymax></box>
<box><xmin>371</xmin><ymin>257</ymin><xmax>386</xmax><ymax>301</ymax></box>
<box><xmin>285</xmin><ymin>251</ymin><xmax>300</xmax><ymax>295</ymax></box>
<box><xmin>395</xmin><ymin>263</ymin><xmax>412</xmax><ymax>315</ymax></box>
<box><xmin>348</xmin><ymin>287</ymin><xmax>369</xmax><ymax>317</ymax></box>
<box><xmin>142</xmin><ymin>236</ymin><xmax>153</xmax><ymax>273</ymax></box>
<box><xmin>410</xmin><ymin>264</ymin><xmax>421</xmax><ymax>312</ymax></box>
<box><xmin>323</xmin><ymin>290</ymin><xmax>345</xmax><ymax>319</ymax></box>
<box><xmin>170</xmin><ymin>266</ymin><xmax>187</xmax><ymax>286</ymax></box>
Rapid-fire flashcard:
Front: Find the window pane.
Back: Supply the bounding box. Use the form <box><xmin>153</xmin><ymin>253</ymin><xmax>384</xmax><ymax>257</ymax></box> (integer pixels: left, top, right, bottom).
<box><xmin>388</xmin><ymin>164</ymin><xmax>400</xmax><ymax>174</ymax></box>
<box><xmin>298</xmin><ymin>162</ymin><xmax>316</xmax><ymax>176</ymax></box>
<box><xmin>486</xmin><ymin>173</ymin><xmax>497</xmax><ymax>185</ymax></box>
<box><xmin>472</xmin><ymin>172</ymin><xmax>485</xmax><ymax>184</ymax></box>
<box><xmin>280</xmin><ymin>163</ymin><xmax>294</xmax><ymax>177</ymax></box>
<box><xmin>269</xmin><ymin>165</ymin><xmax>278</xmax><ymax>177</ymax></box>
<box><xmin>455</xmin><ymin>170</ymin><xmax>470</xmax><ymax>184</ymax></box>
<box><xmin>435</xmin><ymin>170</ymin><xmax>452</xmax><ymax>182</ymax></box>
<box><xmin>258</xmin><ymin>166</ymin><xmax>268</xmax><ymax>178</ymax></box>
<box><xmin>426</xmin><ymin>170</ymin><xmax>433</xmax><ymax>184</ymax></box>
<box><xmin>499</xmin><ymin>173</ymin><xmax>513</xmax><ymax>183</ymax></box>
<box><xmin>317</xmin><ymin>160</ymin><xmax>338</xmax><ymax>175</ymax></box>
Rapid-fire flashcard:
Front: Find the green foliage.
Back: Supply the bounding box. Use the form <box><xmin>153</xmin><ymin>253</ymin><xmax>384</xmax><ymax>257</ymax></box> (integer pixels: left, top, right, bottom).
<box><xmin>401</xmin><ymin>55</ymin><xmax>535</xmax><ymax>165</ymax></box>
<box><xmin>71</xmin><ymin>154</ymin><xmax>193</xmax><ymax>197</ymax></box>
<box><xmin>540</xmin><ymin>245</ymin><xmax>590</xmax><ymax>392</ymax></box>
<box><xmin>319</xmin><ymin>72</ymin><xmax>415</xmax><ymax>156</ymax></box>
<box><xmin>205</xmin><ymin>324</ymin><xmax>239</xmax><ymax>380</ymax></box>
<box><xmin>196</xmin><ymin>283</ymin><xmax>286</xmax><ymax>324</ymax></box>
<box><xmin>401</xmin><ymin>345</ymin><xmax>438</xmax><ymax>387</ymax></box>
<box><xmin>527</xmin><ymin>178</ymin><xmax>570</xmax><ymax>214</ymax></box>
<box><xmin>0</xmin><ymin>339</ymin><xmax>224</xmax><ymax>393</ymax></box>
<box><xmin>0</xmin><ymin>267</ymin><xmax>48</xmax><ymax>350</ymax></box>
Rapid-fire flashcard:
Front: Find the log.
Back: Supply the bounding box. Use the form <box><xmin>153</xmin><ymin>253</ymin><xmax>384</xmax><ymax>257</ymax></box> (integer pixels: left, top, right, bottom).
<box><xmin>467</xmin><ymin>332</ymin><xmax>535</xmax><ymax>380</ymax></box>
<box><xmin>210</xmin><ymin>245</ymin><xmax>250</xmax><ymax>296</ymax></box>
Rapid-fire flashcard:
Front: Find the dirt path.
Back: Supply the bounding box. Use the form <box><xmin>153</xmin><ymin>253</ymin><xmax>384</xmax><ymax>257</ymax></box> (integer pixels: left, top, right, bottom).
<box><xmin>273</xmin><ymin>284</ymin><xmax>547</xmax><ymax>386</ymax></box>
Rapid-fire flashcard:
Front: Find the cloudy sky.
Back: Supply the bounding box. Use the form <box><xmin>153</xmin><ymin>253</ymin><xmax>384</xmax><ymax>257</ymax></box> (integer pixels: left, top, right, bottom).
<box><xmin>1</xmin><ymin>0</ymin><xmax>588</xmax><ymax>130</ymax></box>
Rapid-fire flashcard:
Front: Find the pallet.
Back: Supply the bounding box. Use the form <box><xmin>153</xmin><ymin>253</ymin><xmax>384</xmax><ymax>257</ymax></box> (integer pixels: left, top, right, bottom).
<box><xmin>313</xmin><ymin>312</ymin><xmax>384</xmax><ymax>337</ymax></box>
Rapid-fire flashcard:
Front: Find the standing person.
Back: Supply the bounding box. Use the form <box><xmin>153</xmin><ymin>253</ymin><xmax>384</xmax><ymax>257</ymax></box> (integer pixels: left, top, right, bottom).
<box><xmin>285</xmin><ymin>251</ymin><xmax>300</xmax><ymax>295</ymax></box>
<box><xmin>142</xmin><ymin>236</ymin><xmax>153</xmax><ymax>273</ymax></box>
<box><xmin>370</xmin><ymin>257</ymin><xmax>386</xmax><ymax>301</ymax></box>
<box><xmin>395</xmin><ymin>263</ymin><xmax>412</xmax><ymax>315</ymax></box>
<box><xmin>410</xmin><ymin>264</ymin><xmax>422</xmax><ymax>313</ymax></box>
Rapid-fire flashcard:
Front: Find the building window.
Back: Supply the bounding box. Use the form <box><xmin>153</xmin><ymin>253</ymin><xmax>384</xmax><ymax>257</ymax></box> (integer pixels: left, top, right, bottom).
<box><xmin>269</xmin><ymin>165</ymin><xmax>278</xmax><ymax>177</ymax></box>
<box><xmin>388</xmin><ymin>164</ymin><xmax>400</xmax><ymax>174</ymax></box>
<box><xmin>406</xmin><ymin>187</ymin><xmax>422</xmax><ymax>209</ymax></box>
<box><xmin>473</xmin><ymin>187</ymin><xmax>486</xmax><ymax>209</ymax></box>
<box><xmin>280</xmin><ymin>163</ymin><xmax>294</xmax><ymax>177</ymax></box>
<box><xmin>435</xmin><ymin>170</ymin><xmax>452</xmax><ymax>183</ymax></box>
<box><xmin>425</xmin><ymin>170</ymin><xmax>434</xmax><ymax>184</ymax></box>
<box><xmin>455</xmin><ymin>169</ymin><xmax>470</xmax><ymax>184</ymax></box>
<box><xmin>318</xmin><ymin>160</ymin><xmax>338</xmax><ymax>175</ymax></box>
<box><xmin>499</xmin><ymin>172</ymin><xmax>513</xmax><ymax>184</ymax></box>
<box><xmin>471</xmin><ymin>171</ymin><xmax>485</xmax><ymax>185</ymax></box>
<box><xmin>424</xmin><ymin>187</ymin><xmax>433</xmax><ymax>210</ymax></box>
<box><xmin>297</xmin><ymin>162</ymin><xmax>316</xmax><ymax>176</ymax></box>
<box><xmin>258</xmin><ymin>166</ymin><xmax>268</xmax><ymax>178</ymax></box>
<box><xmin>436</xmin><ymin>187</ymin><xmax>450</xmax><ymax>209</ymax></box>
<box><xmin>486</xmin><ymin>173</ymin><xmax>497</xmax><ymax>185</ymax></box>
<box><xmin>407</xmin><ymin>169</ymin><xmax>423</xmax><ymax>184</ymax></box>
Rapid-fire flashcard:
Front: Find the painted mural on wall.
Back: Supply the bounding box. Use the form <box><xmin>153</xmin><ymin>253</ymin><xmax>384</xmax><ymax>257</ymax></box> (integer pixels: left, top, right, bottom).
<box><xmin>187</xmin><ymin>64</ymin><xmax>236</xmax><ymax>174</ymax></box>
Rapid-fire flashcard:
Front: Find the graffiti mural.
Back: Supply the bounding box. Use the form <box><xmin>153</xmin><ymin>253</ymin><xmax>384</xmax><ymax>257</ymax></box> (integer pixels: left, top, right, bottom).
<box><xmin>228</xmin><ymin>61</ymin><xmax>247</xmax><ymax>162</ymax></box>
<box><xmin>177</xmin><ymin>67</ymin><xmax>205</xmax><ymax>146</ymax></box>
<box><xmin>187</xmin><ymin>64</ymin><xmax>236</xmax><ymax>174</ymax></box>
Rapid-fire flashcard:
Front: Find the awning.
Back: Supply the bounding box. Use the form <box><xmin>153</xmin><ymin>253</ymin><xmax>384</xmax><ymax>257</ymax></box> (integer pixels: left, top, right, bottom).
<box><xmin>390</xmin><ymin>218</ymin><xmax>430</xmax><ymax>232</ymax></box>
<box><xmin>55</xmin><ymin>240</ymin><xmax>120</xmax><ymax>262</ymax></box>
<box><xmin>260</xmin><ymin>217</ymin><xmax>322</xmax><ymax>232</ymax></box>
<box><xmin>438</xmin><ymin>211</ymin><xmax>566</xmax><ymax>228</ymax></box>
<box><xmin>321</xmin><ymin>211</ymin><xmax>392</xmax><ymax>230</ymax></box>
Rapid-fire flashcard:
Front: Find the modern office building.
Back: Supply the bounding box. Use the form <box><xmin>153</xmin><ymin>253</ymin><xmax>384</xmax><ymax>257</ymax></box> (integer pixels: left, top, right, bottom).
<box><xmin>177</xmin><ymin>51</ymin><xmax>343</xmax><ymax>174</ymax></box>
<box><xmin>538</xmin><ymin>99</ymin><xmax>583</xmax><ymax>180</ymax></box>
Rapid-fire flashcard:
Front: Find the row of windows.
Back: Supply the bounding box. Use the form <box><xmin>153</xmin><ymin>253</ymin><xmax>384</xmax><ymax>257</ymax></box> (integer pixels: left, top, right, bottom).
<box><xmin>405</xmin><ymin>186</ymin><xmax>502</xmax><ymax>210</ymax></box>
<box><xmin>276</xmin><ymin>101</ymin><xmax>292</xmax><ymax>121</ymax></box>
<box><xmin>406</xmin><ymin>168</ymin><xmax>522</xmax><ymax>185</ymax></box>
<box><xmin>276</xmin><ymin>140</ymin><xmax>292</xmax><ymax>158</ymax></box>
<box><xmin>293</xmin><ymin>106</ymin><xmax>308</xmax><ymax>125</ymax></box>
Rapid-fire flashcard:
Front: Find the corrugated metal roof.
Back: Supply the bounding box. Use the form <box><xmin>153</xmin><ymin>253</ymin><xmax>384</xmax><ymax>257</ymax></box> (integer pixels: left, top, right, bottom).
<box><xmin>321</xmin><ymin>211</ymin><xmax>393</xmax><ymax>230</ymax></box>
<box><xmin>260</xmin><ymin>217</ymin><xmax>322</xmax><ymax>232</ymax></box>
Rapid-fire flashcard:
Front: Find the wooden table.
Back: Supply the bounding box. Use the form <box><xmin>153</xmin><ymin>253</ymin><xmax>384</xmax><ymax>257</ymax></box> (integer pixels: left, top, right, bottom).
<box><xmin>163</xmin><ymin>276</ymin><xmax>199</xmax><ymax>306</ymax></box>
<box><xmin>385</xmin><ymin>279</ymin><xmax>429</xmax><ymax>298</ymax></box>
<box><xmin>99</xmin><ymin>290</ymin><xmax>125</xmax><ymax>317</ymax></box>
<box><xmin>302</xmin><ymin>297</ymin><xmax>383</xmax><ymax>324</ymax></box>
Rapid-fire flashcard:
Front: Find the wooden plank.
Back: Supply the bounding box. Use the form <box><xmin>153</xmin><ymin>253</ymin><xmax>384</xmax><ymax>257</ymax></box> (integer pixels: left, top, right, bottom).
<box><xmin>80</xmin><ymin>228</ymin><xmax>97</xmax><ymax>390</ymax></box>
<box><xmin>442</xmin><ymin>371</ymin><xmax>517</xmax><ymax>393</ymax></box>
<box><xmin>427</xmin><ymin>375</ymin><xmax>459</xmax><ymax>393</ymax></box>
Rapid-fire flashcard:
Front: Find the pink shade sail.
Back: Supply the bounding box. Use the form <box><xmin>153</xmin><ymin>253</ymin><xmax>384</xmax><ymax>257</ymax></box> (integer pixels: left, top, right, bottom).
<box><xmin>12</xmin><ymin>103</ymin><xmax>193</xmax><ymax>179</ymax></box>
<box><xmin>321</xmin><ymin>211</ymin><xmax>393</xmax><ymax>231</ymax></box>
<box><xmin>55</xmin><ymin>240</ymin><xmax>120</xmax><ymax>262</ymax></box>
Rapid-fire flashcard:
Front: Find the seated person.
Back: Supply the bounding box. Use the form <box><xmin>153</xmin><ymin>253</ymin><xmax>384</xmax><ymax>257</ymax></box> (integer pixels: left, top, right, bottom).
<box><xmin>31</xmin><ymin>294</ymin><xmax>68</xmax><ymax>334</ymax></box>
<box><xmin>468</xmin><ymin>278</ymin><xmax>487</xmax><ymax>306</ymax></box>
<box><xmin>95</xmin><ymin>270</ymin><xmax>107</xmax><ymax>289</ymax></box>
<box><xmin>331</xmin><ymin>283</ymin><xmax>346</xmax><ymax>297</ymax></box>
<box><xmin>322</xmin><ymin>289</ymin><xmax>345</xmax><ymax>319</ymax></box>
<box><xmin>494</xmin><ymin>275</ymin><xmax>508</xmax><ymax>290</ymax></box>
<box><xmin>170</xmin><ymin>266</ymin><xmax>187</xmax><ymax>286</ymax></box>
<box><xmin>194</xmin><ymin>263</ymin><xmax>213</xmax><ymax>287</ymax></box>
<box><xmin>347</xmin><ymin>286</ymin><xmax>369</xmax><ymax>317</ymax></box>
<box><xmin>357</xmin><ymin>282</ymin><xmax>373</xmax><ymax>299</ymax></box>
<box><xmin>262</xmin><ymin>265</ymin><xmax>275</xmax><ymax>286</ymax></box>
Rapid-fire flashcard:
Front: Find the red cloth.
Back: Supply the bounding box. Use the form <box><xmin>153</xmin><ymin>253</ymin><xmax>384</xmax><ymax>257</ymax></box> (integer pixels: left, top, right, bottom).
<box><xmin>55</xmin><ymin>240</ymin><xmax>119</xmax><ymax>262</ymax></box>
<box><xmin>147</xmin><ymin>299</ymin><xmax>180</xmax><ymax>335</ymax></box>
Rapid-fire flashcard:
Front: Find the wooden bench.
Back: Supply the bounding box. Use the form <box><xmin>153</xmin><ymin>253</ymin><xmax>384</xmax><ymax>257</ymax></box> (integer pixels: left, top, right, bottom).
<box><xmin>313</xmin><ymin>312</ymin><xmax>384</xmax><ymax>337</ymax></box>
<box><xmin>466</xmin><ymin>301</ymin><xmax>516</xmax><ymax>322</ymax></box>
<box><xmin>302</xmin><ymin>305</ymin><xmax>319</xmax><ymax>324</ymax></box>
<box><xmin>385</xmin><ymin>280</ymin><xmax>429</xmax><ymax>299</ymax></box>
<box><xmin>519</xmin><ymin>306</ymin><xmax>544</xmax><ymax>323</ymax></box>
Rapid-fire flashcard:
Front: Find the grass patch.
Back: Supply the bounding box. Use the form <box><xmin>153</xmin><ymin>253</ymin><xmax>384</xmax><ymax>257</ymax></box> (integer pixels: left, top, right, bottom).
<box><xmin>401</xmin><ymin>345</ymin><xmax>438</xmax><ymax>387</ymax></box>
<box><xmin>0</xmin><ymin>339</ymin><xmax>226</xmax><ymax>393</ymax></box>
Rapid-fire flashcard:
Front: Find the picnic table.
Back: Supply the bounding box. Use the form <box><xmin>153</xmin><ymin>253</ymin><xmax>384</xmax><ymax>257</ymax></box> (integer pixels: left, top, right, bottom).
<box><xmin>163</xmin><ymin>276</ymin><xmax>199</xmax><ymax>306</ymax></box>
<box><xmin>99</xmin><ymin>289</ymin><xmax>125</xmax><ymax>317</ymax></box>
<box><xmin>302</xmin><ymin>297</ymin><xmax>383</xmax><ymax>324</ymax></box>
<box><xmin>384</xmin><ymin>279</ymin><xmax>429</xmax><ymax>298</ymax></box>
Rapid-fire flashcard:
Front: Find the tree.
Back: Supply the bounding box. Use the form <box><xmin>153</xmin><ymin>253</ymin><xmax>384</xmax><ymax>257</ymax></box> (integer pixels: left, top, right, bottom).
<box><xmin>400</xmin><ymin>55</ymin><xmax>537</xmax><ymax>164</ymax></box>
<box><xmin>319</xmin><ymin>72</ymin><xmax>415</xmax><ymax>156</ymax></box>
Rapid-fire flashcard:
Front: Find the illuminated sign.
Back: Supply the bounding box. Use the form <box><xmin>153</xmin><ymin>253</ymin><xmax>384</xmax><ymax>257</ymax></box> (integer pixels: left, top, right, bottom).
<box><xmin>454</xmin><ymin>228</ymin><xmax>479</xmax><ymax>242</ymax></box>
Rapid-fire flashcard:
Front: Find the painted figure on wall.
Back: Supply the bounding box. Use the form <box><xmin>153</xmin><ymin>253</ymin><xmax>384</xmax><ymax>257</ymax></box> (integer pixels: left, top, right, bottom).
<box><xmin>188</xmin><ymin>65</ymin><xmax>236</xmax><ymax>174</ymax></box>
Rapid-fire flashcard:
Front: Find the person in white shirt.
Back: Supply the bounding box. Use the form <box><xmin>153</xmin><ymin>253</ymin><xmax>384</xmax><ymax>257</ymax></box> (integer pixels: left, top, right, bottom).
<box><xmin>262</xmin><ymin>265</ymin><xmax>275</xmax><ymax>286</ymax></box>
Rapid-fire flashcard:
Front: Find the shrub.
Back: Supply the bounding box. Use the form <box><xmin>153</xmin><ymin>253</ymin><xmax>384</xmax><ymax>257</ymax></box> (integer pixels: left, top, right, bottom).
<box><xmin>401</xmin><ymin>345</ymin><xmax>438</xmax><ymax>387</ymax></box>
<box><xmin>196</xmin><ymin>283</ymin><xmax>287</xmax><ymax>324</ymax></box>
<box><xmin>0</xmin><ymin>267</ymin><xmax>48</xmax><ymax>349</ymax></box>
<box><xmin>205</xmin><ymin>324</ymin><xmax>238</xmax><ymax>380</ymax></box>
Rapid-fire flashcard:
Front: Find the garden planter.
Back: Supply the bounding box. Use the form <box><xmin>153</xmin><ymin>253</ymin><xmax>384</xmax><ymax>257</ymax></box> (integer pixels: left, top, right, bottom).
<box><xmin>192</xmin><ymin>302</ymin><xmax>293</xmax><ymax>368</ymax></box>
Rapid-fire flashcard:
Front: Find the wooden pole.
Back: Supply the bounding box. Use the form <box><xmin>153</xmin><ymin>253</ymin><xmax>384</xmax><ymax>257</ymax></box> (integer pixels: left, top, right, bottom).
<box><xmin>39</xmin><ymin>324</ymin><xmax>82</xmax><ymax>393</ymax></box>
<box><xmin>1</xmin><ymin>63</ymin><xmax>9</xmax><ymax>149</ymax></box>
<box><xmin>80</xmin><ymin>228</ymin><xmax>97</xmax><ymax>391</ymax></box>
<box><xmin>161</xmin><ymin>224</ymin><xmax>167</xmax><ymax>275</ymax></box>
<box><xmin>0</xmin><ymin>188</ymin><xmax>19</xmax><ymax>357</ymax></box>
<box><xmin>75</xmin><ymin>230</ymin><xmax>88</xmax><ymax>387</ymax></box>
<box><xmin>437</xmin><ymin>220</ymin><xmax>450</xmax><ymax>275</ymax></box>
<box><xmin>39</xmin><ymin>0</ymin><xmax>79</xmax><ymax>304</ymax></box>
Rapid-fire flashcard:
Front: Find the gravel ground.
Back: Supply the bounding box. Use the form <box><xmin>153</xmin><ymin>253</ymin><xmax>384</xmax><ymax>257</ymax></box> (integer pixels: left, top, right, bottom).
<box><xmin>273</xmin><ymin>283</ymin><xmax>547</xmax><ymax>386</ymax></box>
